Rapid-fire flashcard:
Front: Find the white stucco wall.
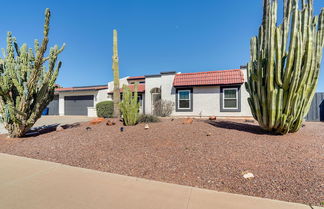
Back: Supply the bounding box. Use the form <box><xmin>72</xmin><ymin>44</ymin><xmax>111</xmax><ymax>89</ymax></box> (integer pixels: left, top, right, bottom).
<box><xmin>161</xmin><ymin>73</ymin><xmax>176</xmax><ymax>102</ymax></box>
<box><xmin>87</xmin><ymin>107</ymin><xmax>97</xmax><ymax>117</ymax></box>
<box><xmin>170</xmin><ymin>86</ymin><xmax>251</xmax><ymax>117</ymax></box>
<box><xmin>108</xmin><ymin>77</ymin><xmax>129</xmax><ymax>92</ymax></box>
<box><xmin>144</xmin><ymin>76</ymin><xmax>162</xmax><ymax>114</ymax></box>
<box><xmin>96</xmin><ymin>89</ymin><xmax>109</xmax><ymax>103</ymax></box>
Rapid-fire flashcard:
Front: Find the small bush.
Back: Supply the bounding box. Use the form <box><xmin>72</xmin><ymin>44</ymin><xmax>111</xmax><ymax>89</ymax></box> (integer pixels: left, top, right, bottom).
<box><xmin>153</xmin><ymin>100</ymin><xmax>174</xmax><ymax>117</ymax></box>
<box><xmin>96</xmin><ymin>101</ymin><xmax>114</xmax><ymax>118</ymax></box>
<box><xmin>138</xmin><ymin>114</ymin><xmax>160</xmax><ymax>123</ymax></box>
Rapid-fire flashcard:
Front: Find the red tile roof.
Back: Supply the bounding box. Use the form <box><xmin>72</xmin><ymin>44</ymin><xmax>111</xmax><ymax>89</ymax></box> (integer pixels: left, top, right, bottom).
<box><xmin>173</xmin><ymin>69</ymin><xmax>244</xmax><ymax>87</ymax></box>
<box><xmin>127</xmin><ymin>76</ymin><xmax>145</xmax><ymax>80</ymax></box>
<box><xmin>56</xmin><ymin>85</ymin><xmax>108</xmax><ymax>92</ymax></box>
<box><xmin>121</xmin><ymin>84</ymin><xmax>145</xmax><ymax>92</ymax></box>
<box><xmin>109</xmin><ymin>84</ymin><xmax>145</xmax><ymax>93</ymax></box>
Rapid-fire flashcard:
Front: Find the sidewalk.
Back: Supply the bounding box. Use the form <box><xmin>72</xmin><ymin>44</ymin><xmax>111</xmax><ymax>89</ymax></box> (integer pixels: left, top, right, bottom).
<box><xmin>0</xmin><ymin>153</ymin><xmax>318</xmax><ymax>209</ymax></box>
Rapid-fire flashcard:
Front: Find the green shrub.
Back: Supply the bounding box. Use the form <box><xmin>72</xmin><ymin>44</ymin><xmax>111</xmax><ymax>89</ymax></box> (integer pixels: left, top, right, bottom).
<box><xmin>96</xmin><ymin>101</ymin><xmax>114</xmax><ymax>118</ymax></box>
<box><xmin>138</xmin><ymin>114</ymin><xmax>160</xmax><ymax>123</ymax></box>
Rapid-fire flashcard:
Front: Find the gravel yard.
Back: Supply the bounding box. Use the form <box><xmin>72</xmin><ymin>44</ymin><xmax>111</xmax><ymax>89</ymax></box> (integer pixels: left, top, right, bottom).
<box><xmin>0</xmin><ymin>118</ymin><xmax>323</xmax><ymax>206</ymax></box>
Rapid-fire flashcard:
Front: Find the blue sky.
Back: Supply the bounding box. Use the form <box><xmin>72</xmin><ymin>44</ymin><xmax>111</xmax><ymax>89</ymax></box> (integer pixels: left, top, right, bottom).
<box><xmin>0</xmin><ymin>0</ymin><xmax>323</xmax><ymax>91</ymax></box>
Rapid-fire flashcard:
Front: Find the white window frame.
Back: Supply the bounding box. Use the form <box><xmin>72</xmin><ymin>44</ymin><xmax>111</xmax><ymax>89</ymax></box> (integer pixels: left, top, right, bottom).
<box><xmin>223</xmin><ymin>88</ymin><xmax>238</xmax><ymax>110</ymax></box>
<box><xmin>178</xmin><ymin>90</ymin><xmax>191</xmax><ymax>110</ymax></box>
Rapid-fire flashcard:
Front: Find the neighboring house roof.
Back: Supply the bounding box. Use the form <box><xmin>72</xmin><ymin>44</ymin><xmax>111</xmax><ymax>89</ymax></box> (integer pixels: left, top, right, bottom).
<box><xmin>127</xmin><ymin>76</ymin><xmax>145</xmax><ymax>80</ymax></box>
<box><xmin>173</xmin><ymin>69</ymin><xmax>244</xmax><ymax>87</ymax></box>
<box><xmin>56</xmin><ymin>85</ymin><xmax>108</xmax><ymax>92</ymax></box>
<box><xmin>108</xmin><ymin>84</ymin><xmax>145</xmax><ymax>93</ymax></box>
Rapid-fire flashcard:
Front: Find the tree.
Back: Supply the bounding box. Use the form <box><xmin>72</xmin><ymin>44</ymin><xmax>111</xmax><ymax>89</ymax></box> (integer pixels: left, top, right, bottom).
<box><xmin>112</xmin><ymin>29</ymin><xmax>120</xmax><ymax>118</ymax></box>
<box><xmin>0</xmin><ymin>8</ymin><xmax>65</xmax><ymax>137</ymax></box>
<box><xmin>246</xmin><ymin>0</ymin><xmax>323</xmax><ymax>134</ymax></box>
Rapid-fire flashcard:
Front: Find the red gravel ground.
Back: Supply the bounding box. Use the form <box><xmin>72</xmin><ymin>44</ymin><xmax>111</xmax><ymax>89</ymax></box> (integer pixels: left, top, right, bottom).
<box><xmin>0</xmin><ymin>118</ymin><xmax>323</xmax><ymax>206</ymax></box>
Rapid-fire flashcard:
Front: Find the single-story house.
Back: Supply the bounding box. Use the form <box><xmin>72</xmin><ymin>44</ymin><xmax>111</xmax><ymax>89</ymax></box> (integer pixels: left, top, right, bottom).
<box><xmin>49</xmin><ymin>66</ymin><xmax>252</xmax><ymax>118</ymax></box>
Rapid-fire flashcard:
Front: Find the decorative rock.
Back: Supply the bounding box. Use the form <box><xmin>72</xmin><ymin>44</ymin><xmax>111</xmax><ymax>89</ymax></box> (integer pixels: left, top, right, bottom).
<box><xmin>85</xmin><ymin>127</ymin><xmax>92</xmax><ymax>131</ymax></box>
<box><xmin>144</xmin><ymin>124</ymin><xmax>149</xmax><ymax>130</ymax></box>
<box><xmin>56</xmin><ymin>125</ymin><xmax>64</xmax><ymax>132</ymax></box>
<box><xmin>106</xmin><ymin>120</ymin><xmax>116</xmax><ymax>126</ymax></box>
<box><xmin>61</xmin><ymin>123</ymin><xmax>80</xmax><ymax>129</ymax></box>
<box><xmin>183</xmin><ymin>118</ymin><xmax>193</xmax><ymax>124</ymax></box>
<box><xmin>243</xmin><ymin>172</ymin><xmax>254</xmax><ymax>179</ymax></box>
<box><xmin>209</xmin><ymin>116</ymin><xmax>217</xmax><ymax>120</ymax></box>
<box><xmin>90</xmin><ymin>118</ymin><xmax>105</xmax><ymax>125</ymax></box>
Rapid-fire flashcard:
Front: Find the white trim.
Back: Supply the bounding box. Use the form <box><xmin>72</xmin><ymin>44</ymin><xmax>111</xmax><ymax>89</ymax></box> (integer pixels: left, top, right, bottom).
<box><xmin>177</xmin><ymin>90</ymin><xmax>191</xmax><ymax>110</ymax></box>
<box><xmin>223</xmin><ymin>88</ymin><xmax>238</xmax><ymax>110</ymax></box>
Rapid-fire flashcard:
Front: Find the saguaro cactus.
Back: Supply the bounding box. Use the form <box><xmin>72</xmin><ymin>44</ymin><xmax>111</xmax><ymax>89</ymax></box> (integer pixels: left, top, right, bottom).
<box><xmin>0</xmin><ymin>9</ymin><xmax>65</xmax><ymax>137</ymax></box>
<box><xmin>246</xmin><ymin>0</ymin><xmax>324</xmax><ymax>134</ymax></box>
<box><xmin>112</xmin><ymin>29</ymin><xmax>121</xmax><ymax>118</ymax></box>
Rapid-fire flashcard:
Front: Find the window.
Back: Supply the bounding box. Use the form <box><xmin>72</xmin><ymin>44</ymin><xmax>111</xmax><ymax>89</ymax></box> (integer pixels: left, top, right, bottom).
<box><xmin>178</xmin><ymin>90</ymin><xmax>191</xmax><ymax>109</ymax></box>
<box><xmin>223</xmin><ymin>88</ymin><xmax>238</xmax><ymax>109</ymax></box>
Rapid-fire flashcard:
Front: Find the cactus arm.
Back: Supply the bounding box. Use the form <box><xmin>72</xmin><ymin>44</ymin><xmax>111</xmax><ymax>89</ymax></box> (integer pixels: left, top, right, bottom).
<box><xmin>275</xmin><ymin>27</ymin><xmax>283</xmax><ymax>87</ymax></box>
<box><xmin>283</xmin><ymin>0</ymin><xmax>299</xmax><ymax>91</ymax></box>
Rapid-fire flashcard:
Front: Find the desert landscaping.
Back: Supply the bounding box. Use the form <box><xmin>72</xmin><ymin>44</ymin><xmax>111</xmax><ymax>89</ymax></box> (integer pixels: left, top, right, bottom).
<box><xmin>0</xmin><ymin>118</ymin><xmax>323</xmax><ymax>206</ymax></box>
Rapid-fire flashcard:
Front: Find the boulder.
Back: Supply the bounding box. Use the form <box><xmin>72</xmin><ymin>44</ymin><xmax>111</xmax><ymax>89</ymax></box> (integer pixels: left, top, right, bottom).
<box><xmin>56</xmin><ymin>125</ymin><xmax>64</xmax><ymax>132</ymax></box>
<box><xmin>86</xmin><ymin>127</ymin><xmax>92</xmax><ymax>131</ymax></box>
<box><xmin>182</xmin><ymin>118</ymin><xmax>193</xmax><ymax>124</ymax></box>
<box><xmin>209</xmin><ymin>116</ymin><xmax>217</xmax><ymax>120</ymax></box>
<box><xmin>90</xmin><ymin>118</ymin><xmax>105</xmax><ymax>125</ymax></box>
<box><xmin>242</xmin><ymin>171</ymin><xmax>254</xmax><ymax>179</ymax></box>
<box><xmin>106</xmin><ymin>120</ymin><xmax>116</xmax><ymax>126</ymax></box>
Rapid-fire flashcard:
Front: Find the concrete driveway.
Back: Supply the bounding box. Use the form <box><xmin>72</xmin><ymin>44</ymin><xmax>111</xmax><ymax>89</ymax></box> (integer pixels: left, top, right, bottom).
<box><xmin>0</xmin><ymin>116</ymin><xmax>95</xmax><ymax>134</ymax></box>
<box><xmin>33</xmin><ymin>116</ymin><xmax>95</xmax><ymax>127</ymax></box>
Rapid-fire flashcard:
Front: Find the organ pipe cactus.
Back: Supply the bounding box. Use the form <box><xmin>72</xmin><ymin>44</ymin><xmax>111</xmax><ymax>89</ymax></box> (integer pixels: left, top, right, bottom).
<box><xmin>0</xmin><ymin>9</ymin><xmax>65</xmax><ymax>137</ymax></box>
<box><xmin>119</xmin><ymin>83</ymin><xmax>140</xmax><ymax>126</ymax></box>
<box><xmin>246</xmin><ymin>0</ymin><xmax>324</xmax><ymax>134</ymax></box>
<box><xmin>112</xmin><ymin>29</ymin><xmax>121</xmax><ymax>118</ymax></box>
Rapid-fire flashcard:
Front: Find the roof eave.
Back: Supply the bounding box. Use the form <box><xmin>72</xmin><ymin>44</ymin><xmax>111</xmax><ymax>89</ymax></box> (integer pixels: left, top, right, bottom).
<box><xmin>173</xmin><ymin>82</ymin><xmax>244</xmax><ymax>88</ymax></box>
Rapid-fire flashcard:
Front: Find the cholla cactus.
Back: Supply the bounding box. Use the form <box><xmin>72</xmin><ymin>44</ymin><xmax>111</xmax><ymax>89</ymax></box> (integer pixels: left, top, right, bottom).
<box><xmin>0</xmin><ymin>8</ymin><xmax>65</xmax><ymax>137</ymax></box>
<box><xmin>246</xmin><ymin>0</ymin><xmax>324</xmax><ymax>134</ymax></box>
<box><xmin>119</xmin><ymin>84</ymin><xmax>140</xmax><ymax>126</ymax></box>
<box><xmin>112</xmin><ymin>29</ymin><xmax>121</xmax><ymax>118</ymax></box>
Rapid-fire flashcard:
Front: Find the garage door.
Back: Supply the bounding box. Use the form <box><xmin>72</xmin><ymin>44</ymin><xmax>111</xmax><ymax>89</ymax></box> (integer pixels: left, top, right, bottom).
<box><xmin>64</xmin><ymin>95</ymin><xmax>94</xmax><ymax>115</ymax></box>
<box><xmin>48</xmin><ymin>95</ymin><xmax>59</xmax><ymax>115</ymax></box>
